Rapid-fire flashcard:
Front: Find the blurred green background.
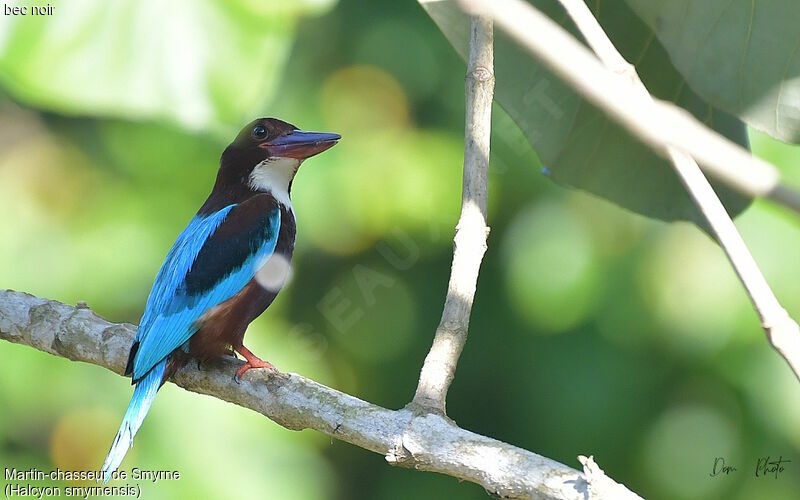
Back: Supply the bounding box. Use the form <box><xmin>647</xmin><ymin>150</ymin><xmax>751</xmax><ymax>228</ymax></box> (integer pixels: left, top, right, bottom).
<box><xmin>2</xmin><ymin>1</ymin><xmax>800</xmax><ymax>499</ymax></box>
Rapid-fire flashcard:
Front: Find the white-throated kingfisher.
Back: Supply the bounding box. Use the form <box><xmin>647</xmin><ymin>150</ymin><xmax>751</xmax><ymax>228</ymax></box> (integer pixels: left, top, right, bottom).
<box><xmin>100</xmin><ymin>118</ymin><xmax>340</xmax><ymax>481</ymax></box>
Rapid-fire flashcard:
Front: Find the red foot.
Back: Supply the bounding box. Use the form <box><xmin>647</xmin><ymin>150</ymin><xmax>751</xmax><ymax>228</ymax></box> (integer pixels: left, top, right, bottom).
<box><xmin>233</xmin><ymin>345</ymin><xmax>276</xmax><ymax>383</ymax></box>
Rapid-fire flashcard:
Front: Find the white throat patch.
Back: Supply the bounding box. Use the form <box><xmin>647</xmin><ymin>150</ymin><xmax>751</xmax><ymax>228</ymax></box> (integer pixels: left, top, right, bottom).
<box><xmin>248</xmin><ymin>157</ymin><xmax>300</xmax><ymax>209</ymax></box>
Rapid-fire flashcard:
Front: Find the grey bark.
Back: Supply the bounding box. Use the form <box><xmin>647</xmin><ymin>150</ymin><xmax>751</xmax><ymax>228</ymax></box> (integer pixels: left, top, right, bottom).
<box><xmin>0</xmin><ymin>289</ymin><xmax>641</xmax><ymax>499</ymax></box>
<box><xmin>411</xmin><ymin>15</ymin><xmax>494</xmax><ymax>415</ymax></box>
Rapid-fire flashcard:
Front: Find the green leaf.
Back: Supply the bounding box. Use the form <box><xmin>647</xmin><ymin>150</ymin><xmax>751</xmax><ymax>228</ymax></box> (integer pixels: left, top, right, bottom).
<box><xmin>625</xmin><ymin>0</ymin><xmax>800</xmax><ymax>143</ymax></box>
<box><xmin>420</xmin><ymin>0</ymin><xmax>751</xmax><ymax>225</ymax></box>
<box><xmin>0</xmin><ymin>0</ymin><xmax>335</xmax><ymax>132</ymax></box>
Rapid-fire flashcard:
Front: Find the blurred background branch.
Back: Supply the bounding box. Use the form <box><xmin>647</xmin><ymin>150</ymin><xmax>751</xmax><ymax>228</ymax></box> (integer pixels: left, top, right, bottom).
<box><xmin>461</xmin><ymin>0</ymin><xmax>800</xmax><ymax>216</ymax></box>
<box><xmin>0</xmin><ymin>289</ymin><xmax>641</xmax><ymax>499</ymax></box>
<box><xmin>411</xmin><ymin>16</ymin><xmax>494</xmax><ymax>414</ymax></box>
<box><xmin>550</xmin><ymin>0</ymin><xmax>800</xmax><ymax>382</ymax></box>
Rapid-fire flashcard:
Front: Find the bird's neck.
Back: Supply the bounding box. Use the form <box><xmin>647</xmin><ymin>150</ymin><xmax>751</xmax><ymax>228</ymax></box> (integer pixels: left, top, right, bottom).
<box><xmin>198</xmin><ymin>157</ymin><xmax>299</xmax><ymax>215</ymax></box>
<box><xmin>247</xmin><ymin>157</ymin><xmax>299</xmax><ymax>210</ymax></box>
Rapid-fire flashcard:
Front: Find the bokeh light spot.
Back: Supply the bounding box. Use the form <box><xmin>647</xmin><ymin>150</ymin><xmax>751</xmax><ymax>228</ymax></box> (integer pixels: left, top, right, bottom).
<box><xmin>641</xmin><ymin>404</ymin><xmax>740</xmax><ymax>499</ymax></box>
<box><xmin>50</xmin><ymin>408</ymin><xmax>118</xmax><ymax>480</ymax></box>
<box><xmin>296</xmin><ymin>129</ymin><xmax>462</xmax><ymax>256</ymax></box>
<box><xmin>639</xmin><ymin>224</ymin><xmax>750</xmax><ymax>356</ymax></box>
<box><xmin>502</xmin><ymin>200</ymin><xmax>599</xmax><ymax>333</ymax></box>
<box><xmin>320</xmin><ymin>65</ymin><xmax>409</xmax><ymax>136</ymax></box>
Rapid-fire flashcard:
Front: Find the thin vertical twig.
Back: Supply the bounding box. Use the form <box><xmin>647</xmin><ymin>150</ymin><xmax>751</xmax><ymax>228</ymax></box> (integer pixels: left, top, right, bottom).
<box><xmin>410</xmin><ymin>16</ymin><xmax>494</xmax><ymax>414</ymax></box>
<box><xmin>535</xmin><ymin>0</ymin><xmax>800</xmax><ymax>380</ymax></box>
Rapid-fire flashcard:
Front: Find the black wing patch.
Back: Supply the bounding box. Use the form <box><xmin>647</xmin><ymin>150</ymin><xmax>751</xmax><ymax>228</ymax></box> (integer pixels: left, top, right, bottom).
<box><xmin>182</xmin><ymin>194</ymin><xmax>281</xmax><ymax>296</ymax></box>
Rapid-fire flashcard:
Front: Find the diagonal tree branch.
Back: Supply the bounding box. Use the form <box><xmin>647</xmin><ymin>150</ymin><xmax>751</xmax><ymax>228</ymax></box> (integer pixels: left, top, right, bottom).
<box><xmin>463</xmin><ymin>0</ymin><xmax>800</xmax><ymax>383</ymax></box>
<box><xmin>554</xmin><ymin>0</ymin><xmax>800</xmax><ymax>383</ymax></box>
<box><xmin>460</xmin><ymin>0</ymin><xmax>800</xmax><ymax>217</ymax></box>
<box><xmin>0</xmin><ymin>289</ymin><xmax>641</xmax><ymax>499</ymax></box>
<box><xmin>410</xmin><ymin>15</ymin><xmax>494</xmax><ymax>415</ymax></box>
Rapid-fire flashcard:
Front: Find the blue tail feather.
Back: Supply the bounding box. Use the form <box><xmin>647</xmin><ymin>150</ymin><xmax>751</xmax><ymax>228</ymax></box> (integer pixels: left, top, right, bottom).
<box><xmin>100</xmin><ymin>358</ymin><xmax>167</xmax><ymax>483</ymax></box>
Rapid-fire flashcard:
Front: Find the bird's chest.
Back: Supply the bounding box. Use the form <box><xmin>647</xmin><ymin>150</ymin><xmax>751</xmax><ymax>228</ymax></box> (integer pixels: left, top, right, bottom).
<box><xmin>254</xmin><ymin>204</ymin><xmax>296</xmax><ymax>291</ymax></box>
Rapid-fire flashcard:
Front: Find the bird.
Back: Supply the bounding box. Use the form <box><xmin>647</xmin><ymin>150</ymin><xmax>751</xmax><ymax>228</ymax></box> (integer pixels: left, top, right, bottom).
<box><xmin>100</xmin><ymin>118</ymin><xmax>340</xmax><ymax>482</ymax></box>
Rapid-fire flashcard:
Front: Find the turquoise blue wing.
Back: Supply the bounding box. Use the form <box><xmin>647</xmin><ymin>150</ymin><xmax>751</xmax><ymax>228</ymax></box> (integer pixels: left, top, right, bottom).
<box><xmin>130</xmin><ymin>195</ymin><xmax>281</xmax><ymax>380</ymax></box>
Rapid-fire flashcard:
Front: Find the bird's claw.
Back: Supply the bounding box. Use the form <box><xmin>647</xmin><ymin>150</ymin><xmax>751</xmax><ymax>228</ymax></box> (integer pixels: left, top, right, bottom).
<box><xmin>231</xmin><ymin>344</ymin><xmax>276</xmax><ymax>384</ymax></box>
<box><xmin>233</xmin><ymin>359</ymin><xmax>277</xmax><ymax>384</ymax></box>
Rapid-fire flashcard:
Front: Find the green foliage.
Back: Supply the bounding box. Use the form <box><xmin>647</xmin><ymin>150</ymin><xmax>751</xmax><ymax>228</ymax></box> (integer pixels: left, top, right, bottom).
<box><xmin>0</xmin><ymin>0</ymin><xmax>335</xmax><ymax>132</ymax></box>
<box><xmin>625</xmin><ymin>0</ymin><xmax>800</xmax><ymax>143</ymax></box>
<box><xmin>421</xmin><ymin>0</ymin><xmax>751</xmax><ymax>227</ymax></box>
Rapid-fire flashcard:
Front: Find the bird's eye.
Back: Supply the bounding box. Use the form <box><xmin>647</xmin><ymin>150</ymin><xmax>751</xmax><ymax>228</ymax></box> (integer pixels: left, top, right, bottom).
<box><xmin>252</xmin><ymin>125</ymin><xmax>268</xmax><ymax>140</ymax></box>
